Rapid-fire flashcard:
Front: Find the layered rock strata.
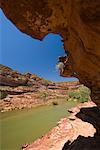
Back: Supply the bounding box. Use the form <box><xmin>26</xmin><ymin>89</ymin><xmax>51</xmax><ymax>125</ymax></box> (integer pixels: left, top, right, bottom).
<box><xmin>1</xmin><ymin>0</ymin><xmax>100</xmax><ymax>106</ymax></box>
<box><xmin>0</xmin><ymin>64</ymin><xmax>80</xmax><ymax>112</ymax></box>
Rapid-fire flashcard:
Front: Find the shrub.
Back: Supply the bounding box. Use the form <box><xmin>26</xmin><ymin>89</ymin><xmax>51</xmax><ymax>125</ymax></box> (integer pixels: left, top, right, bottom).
<box><xmin>38</xmin><ymin>92</ymin><xmax>48</xmax><ymax>100</ymax></box>
<box><xmin>69</xmin><ymin>91</ymin><xmax>80</xmax><ymax>99</ymax></box>
<box><xmin>0</xmin><ymin>91</ymin><xmax>8</xmax><ymax>99</ymax></box>
<box><xmin>68</xmin><ymin>86</ymin><xmax>90</xmax><ymax>103</ymax></box>
<box><xmin>52</xmin><ymin>101</ymin><xmax>58</xmax><ymax>105</ymax></box>
<box><xmin>79</xmin><ymin>97</ymin><xmax>88</xmax><ymax>103</ymax></box>
<box><xmin>79</xmin><ymin>86</ymin><xmax>91</xmax><ymax>99</ymax></box>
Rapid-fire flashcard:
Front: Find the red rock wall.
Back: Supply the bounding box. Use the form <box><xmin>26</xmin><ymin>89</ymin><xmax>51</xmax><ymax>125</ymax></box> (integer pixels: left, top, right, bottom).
<box><xmin>1</xmin><ymin>0</ymin><xmax>100</xmax><ymax>106</ymax></box>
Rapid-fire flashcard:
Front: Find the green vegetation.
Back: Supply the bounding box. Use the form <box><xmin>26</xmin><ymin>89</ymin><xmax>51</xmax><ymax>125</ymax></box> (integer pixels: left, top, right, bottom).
<box><xmin>78</xmin><ymin>86</ymin><xmax>91</xmax><ymax>97</ymax></box>
<box><xmin>68</xmin><ymin>86</ymin><xmax>91</xmax><ymax>103</ymax></box>
<box><xmin>69</xmin><ymin>91</ymin><xmax>80</xmax><ymax>99</ymax></box>
<box><xmin>38</xmin><ymin>91</ymin><xmax>48</xmax><ymax>101</ymax></box>
<box><xmin>0</xmin><ymin>91</ymin><xmax>8</xmax><ymax>99</ymax></box>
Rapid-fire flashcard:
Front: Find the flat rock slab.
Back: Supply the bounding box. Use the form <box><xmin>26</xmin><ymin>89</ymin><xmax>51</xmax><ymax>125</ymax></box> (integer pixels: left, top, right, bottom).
<box><xmin>22</xmin><ymin>101</ymin><xmax>100</xmax><ymax>150</ymax></box>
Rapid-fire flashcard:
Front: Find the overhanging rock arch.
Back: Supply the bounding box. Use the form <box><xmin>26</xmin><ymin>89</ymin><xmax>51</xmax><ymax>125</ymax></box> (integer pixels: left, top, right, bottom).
<box><xmin>1</xmin><ymin>0</ymin><xmax>100</xmax><ymax>107</ymax></box>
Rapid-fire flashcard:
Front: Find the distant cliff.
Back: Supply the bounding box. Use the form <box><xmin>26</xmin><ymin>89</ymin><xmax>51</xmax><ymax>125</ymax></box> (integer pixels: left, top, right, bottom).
<box><xmin>0</xmin><ymin>64</ymin><xmax>80</xmax><ymax>94</ymax></box>
<box><xmin>0</xmin><ymin>64</ymin><xmax>81</xmax><ymax>112</ymax></box>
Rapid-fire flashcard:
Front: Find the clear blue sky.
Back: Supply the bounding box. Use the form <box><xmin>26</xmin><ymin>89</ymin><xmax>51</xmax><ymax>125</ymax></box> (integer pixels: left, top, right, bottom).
<box><xmin>0</xmin><ymin>9</ymin><xmax>77</xmax><ymax>82</ymax></box>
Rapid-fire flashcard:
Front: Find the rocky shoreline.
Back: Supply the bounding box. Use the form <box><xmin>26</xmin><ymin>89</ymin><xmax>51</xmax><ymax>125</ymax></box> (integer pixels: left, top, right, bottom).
<box><xmin>0</xmin><ymin>64</ymin><xmax>81</xmax><ymax>112</ymax></box>
<box><xmin>0</xmin><ymin>91</ymin><xmax>68</xmax><ymax>112</ymax></box>
<box><xmin>22</xmin><ymin>101</ymin><xmax>100</xmax><ymax>150</ymax></box>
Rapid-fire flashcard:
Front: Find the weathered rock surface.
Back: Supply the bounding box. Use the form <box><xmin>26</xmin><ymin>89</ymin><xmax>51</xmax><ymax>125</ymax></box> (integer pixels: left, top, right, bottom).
<box><xmin>22</xmin><ymin>102</ymin><xmax>100</xmax><ymax>150</ymax></box>
<box><xmin>1</xmin><ymin>0</ymin><xmax>100</xmax><ymax>106</ymax></box>
<box><xmin>0</xmin><ymin>1</ymin><xmax>100</xmax><ymax>150</ymax></box>
<box><xmin>0</xmin><ymin>92</ymin><xmax>49</xmax><ymax>112</ymax></box>
<box><xmin>0</xmin><ymin>64</ymin><xmax>80</xmax><ymax>92</ymax></box>
<box><xmin>0</xmin><ymin>64</ymin><xmax>28</xmax><ymax>87</ymax></box>
<box><xmin>0</xmin><ymin>64</ymin><xmax>80</xmax><ymax>112</ymax></box>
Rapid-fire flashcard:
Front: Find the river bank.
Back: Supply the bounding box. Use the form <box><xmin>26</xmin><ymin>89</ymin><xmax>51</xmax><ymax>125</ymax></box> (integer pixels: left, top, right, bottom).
<box><xmin>0</xmin><ymin>64</ymin><xmax>81</xmax><ymax>112</ymax></box>
<box><xmin>0</xmin><ymin>89</ymin><xmax>69</xmax><ymax>112</ymax></box>
<box><xmin>22</xmin><ymin>101</ymin><xmax>98</xmax><ymax>150</ymax></box>
<box><xmin>0</xmin><ymin>100</ymin><xmax>78</xmax><ymax>150</ymax></box>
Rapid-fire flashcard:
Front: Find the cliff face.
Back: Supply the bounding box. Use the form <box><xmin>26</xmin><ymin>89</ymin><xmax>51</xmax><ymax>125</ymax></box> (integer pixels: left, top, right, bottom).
<box><xmin>0</xmin><ymin>64</ymin><xmax>80</xmax><ymax>89</ymax></box>
<box><xmin>1</xmin><ymin>0</ymin><xmax>100</xmax><ymax>107</ymax></box>
<box><xmin>0</xmin><ymin>64</ymin><xmax>29</xmax><ymax>87</ymax></box>
<box><xmin>0</xmin><ymin>64</ymin><xmax>80</xmax><ymax>112</ymax></box>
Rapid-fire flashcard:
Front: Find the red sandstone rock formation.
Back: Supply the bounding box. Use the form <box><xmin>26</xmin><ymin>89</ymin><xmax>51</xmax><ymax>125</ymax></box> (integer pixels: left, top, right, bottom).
<box><xmin>22</xmin><ymin>102</ymin><xmax>100</xmax><ymax>150</ymax></box>
<box><xmin>0</xmin><ymin>64</ymin><xmax>80</xmax><ymax>92</ymax></box>
<box><xmin>1</xmin><ymin>0</ymin><xmax>100</xmax><ymax>106</ymax></box>
<box><xmin>0</xmin><ymin>1</ymin><xmax>100</xmax><ymax>149</ymax></box>
<box><xmin>0</xmin><ymin>64</ymin><xmax>28</xmax><ymax>87</ymax></box>
<box><xmin>0</xmin><ymin>64</ymin><xmax>80</xmax><ymax>112</ymax></box>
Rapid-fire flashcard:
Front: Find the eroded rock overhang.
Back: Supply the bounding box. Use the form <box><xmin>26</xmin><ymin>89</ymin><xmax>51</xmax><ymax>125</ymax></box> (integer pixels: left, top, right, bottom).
<box><xmin>1</xmin><ymin>0</ymin><xmax>100</xmax><ymax>106</ymax></box>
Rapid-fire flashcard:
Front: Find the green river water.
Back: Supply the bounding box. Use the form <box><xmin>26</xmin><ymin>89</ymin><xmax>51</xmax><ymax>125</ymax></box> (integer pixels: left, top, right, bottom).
<box><xmin>0</xmin><ymin>100</ymin><xmax>77</xmax><ymax>150</ymax></box>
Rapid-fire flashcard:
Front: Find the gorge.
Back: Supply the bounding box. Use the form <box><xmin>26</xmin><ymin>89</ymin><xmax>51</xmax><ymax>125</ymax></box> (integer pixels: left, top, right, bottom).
<box><xmin>0</xmin><ymin>0</ymin><xmax>100</xmax><ymax>149</ymax></box>
<box><xmin>1</xmin><ymin>0</ymin><xmax>100</xmax><ymax>107</ymax></box>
